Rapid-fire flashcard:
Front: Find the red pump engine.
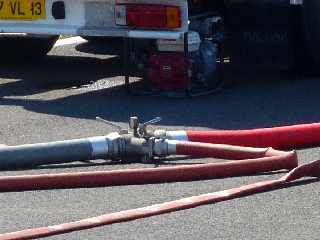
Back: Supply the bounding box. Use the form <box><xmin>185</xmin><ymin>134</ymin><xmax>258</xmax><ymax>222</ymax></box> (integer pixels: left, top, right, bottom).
<box><xmin>147</xmin><ymin>53</ymin><xmax>191</xmax><ymax>91</ymax></box>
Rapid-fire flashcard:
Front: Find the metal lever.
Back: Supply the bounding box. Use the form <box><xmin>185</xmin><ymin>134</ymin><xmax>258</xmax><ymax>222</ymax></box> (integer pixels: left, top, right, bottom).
<box><xmin>129</xmin><ymin>116</ymin><xmax>162</xmax><ymax>138</ymax></box>
<box><xmin>139</xmin><ymin>117</ymin><xmax>162</xmax><ymax>137</ymax></box>
<box><xmin>142</xmin><ymin>117</ymin><xmax>162</xmax><ymax>126</ymax></box>
<box><xmin>97</xmin><ymin>116</ymin><xmax>161</xmax><ymax>138</ymax></box>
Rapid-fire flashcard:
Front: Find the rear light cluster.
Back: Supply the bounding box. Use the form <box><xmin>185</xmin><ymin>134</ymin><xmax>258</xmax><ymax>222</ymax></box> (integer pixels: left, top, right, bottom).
<box><xmin>115</xmin><ymin>4</ymin><xmax>181</xmax><ymax>29</ymax></box>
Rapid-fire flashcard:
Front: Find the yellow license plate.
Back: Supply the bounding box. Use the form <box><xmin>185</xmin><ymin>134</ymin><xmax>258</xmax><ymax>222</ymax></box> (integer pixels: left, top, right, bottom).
<box><xmin>0</xmin><ymin>0</ymin><xmax>46</xmax><ymax>20</ymax></box>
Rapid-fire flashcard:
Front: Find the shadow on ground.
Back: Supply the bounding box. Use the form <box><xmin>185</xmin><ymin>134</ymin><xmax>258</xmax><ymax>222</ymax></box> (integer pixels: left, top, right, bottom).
<box><xmin>0</xmin><ymin>54</ymin><xmax>121</xmax><ymax>92</ymax></box>
<box><xmin>75</xmin><ymin>38</ymin><xmax>123</xmax><ymax>56</ymax></box>
<box><xmin>1</xmin><ymin>44</ymin><xmax>320</xmax><ymax>129</ymax></box>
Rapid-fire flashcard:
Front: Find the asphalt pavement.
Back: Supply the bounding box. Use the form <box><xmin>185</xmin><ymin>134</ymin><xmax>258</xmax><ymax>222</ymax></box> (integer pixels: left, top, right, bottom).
<box><xmin>0</xmin><ymin>38</ymin><xmax>319</xmax><ymax>240</ymax></box>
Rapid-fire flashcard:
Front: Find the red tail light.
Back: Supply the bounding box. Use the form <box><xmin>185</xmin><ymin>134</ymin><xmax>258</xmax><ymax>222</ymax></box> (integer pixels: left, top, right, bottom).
<box><xmin>115</xmin><ymin>4</ymin><xmax>181</xmax><ymax>29</ymax></box>
<box><xmin>127</xmin><ymin>5</ymin><xmax>166</xmax><ymax>28</ymax></box>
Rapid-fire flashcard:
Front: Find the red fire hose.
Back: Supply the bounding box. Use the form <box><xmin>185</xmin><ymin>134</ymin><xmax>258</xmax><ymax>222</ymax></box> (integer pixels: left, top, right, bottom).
<box><xmin>0</xmin><ymin>141</ymin><xmax>302</xmax><ymax>239</ymax></box>
<box><xmin>162</xmin><ymin>122</ymin><xmax>320</xmax><ymax>149</ymax></box>
<box><xmin>0</xmin><ymin>159</ymin><xmax>318</xmax><ymax>240</ymax></box>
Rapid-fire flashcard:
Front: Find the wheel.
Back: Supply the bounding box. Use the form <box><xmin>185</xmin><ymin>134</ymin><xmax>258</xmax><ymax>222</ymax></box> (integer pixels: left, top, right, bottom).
<box><xmin>302</xmin><ymin>0</ymin><xmax>320</xmax><ymax>67</ymax></box>
<box><xmin>0</xmin><ymin>34</ymin><xmax>59</xmax><ymax>62</ymax></box>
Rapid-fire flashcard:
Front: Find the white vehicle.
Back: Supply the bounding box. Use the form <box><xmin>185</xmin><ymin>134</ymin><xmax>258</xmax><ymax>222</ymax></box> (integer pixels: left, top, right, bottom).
<box><xmin>0</xmin><ymin>0</ymin><xmax>188</xmax><ymax>58</ymax></box>
<box><xmin>0</xmin><ymin>0</ymin><xmax>319</xmax><ymax>77</ymax></box>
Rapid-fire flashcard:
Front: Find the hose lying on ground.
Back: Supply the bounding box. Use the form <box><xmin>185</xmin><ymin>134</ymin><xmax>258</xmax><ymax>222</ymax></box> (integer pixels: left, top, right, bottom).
<box><xmin>161</xmin><ymin>122</ymin><xmax>320</xmax><ymax>149</ymax></box>
<box><xmin>0</xmin><ymin>142</ymin><xmax>297</xmax><ymax>192</ymax></box>
<box><xmin>0</xmin><ymin>159</ymin><xmax>318</xmax><ymax>240</ymax></box>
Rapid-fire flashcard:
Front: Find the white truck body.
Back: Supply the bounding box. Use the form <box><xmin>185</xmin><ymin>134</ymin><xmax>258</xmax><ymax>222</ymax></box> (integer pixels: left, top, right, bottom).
<box><xmin>0</xmin><ymin>0</ymin><xmax>188</xmax><ymax>39</ymax></box>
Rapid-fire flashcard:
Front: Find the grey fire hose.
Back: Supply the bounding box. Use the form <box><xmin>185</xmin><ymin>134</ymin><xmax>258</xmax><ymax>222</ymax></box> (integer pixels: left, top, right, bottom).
<box><xmin>0</xmin><ymin>117</ymin><xmax>160</xmax><ymax>169</ymax></box>
<box><xmin>0</xmin><ymin>136</ymin><xmax>109</xmax><ymax>169</ymax></box>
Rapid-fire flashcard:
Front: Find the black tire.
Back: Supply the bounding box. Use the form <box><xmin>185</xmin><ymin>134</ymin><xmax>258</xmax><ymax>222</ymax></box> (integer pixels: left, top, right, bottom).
<box><xmin>302</xmin><ymin>0</ymin><xmax>320</xmax><ymax>67</ymax></box>
<box><xmin>0</xmin><ymin>34</ymin><xmax>59</xmax><ymax>62</ymax></box>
